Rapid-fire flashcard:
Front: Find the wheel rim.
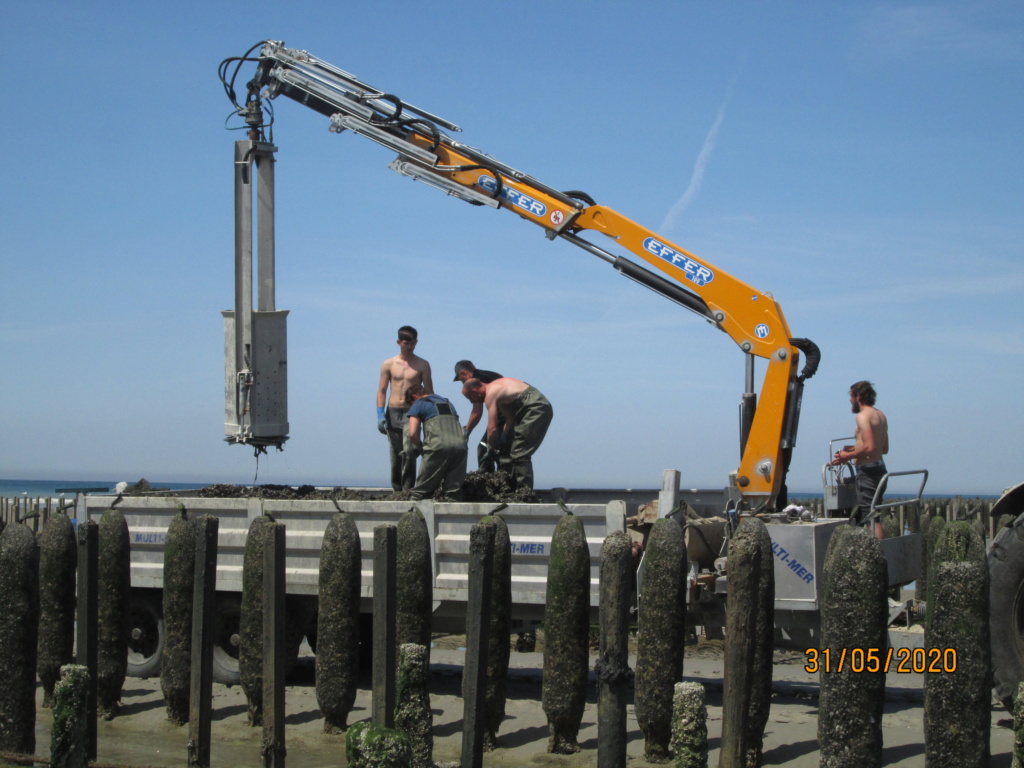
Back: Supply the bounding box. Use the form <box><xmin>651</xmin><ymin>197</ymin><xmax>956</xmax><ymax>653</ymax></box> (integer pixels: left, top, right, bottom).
<box><xmin>127</xmin><ymin>599</ymin><xmax>161</xmax><ymax>666</ymax></box>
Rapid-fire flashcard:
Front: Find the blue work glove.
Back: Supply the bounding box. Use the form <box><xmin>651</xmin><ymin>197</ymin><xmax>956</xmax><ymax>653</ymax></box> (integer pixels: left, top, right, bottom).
<box><xmin>377</xmin><ymin>406</ymin><xmax>387</xmax><ymax>435</ymax></box>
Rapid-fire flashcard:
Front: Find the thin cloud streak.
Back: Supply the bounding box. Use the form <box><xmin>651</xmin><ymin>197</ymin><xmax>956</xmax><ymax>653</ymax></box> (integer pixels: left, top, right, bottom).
<box><xmin>660</xmin><ymin>102</ymin><xmax>727</xmax><ymax>234</ymax></box>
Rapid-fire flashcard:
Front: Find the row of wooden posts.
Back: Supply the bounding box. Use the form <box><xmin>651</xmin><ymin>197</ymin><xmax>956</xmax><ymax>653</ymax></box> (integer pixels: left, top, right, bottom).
<box><xmin>0</xmin><ymin>495</ymin><xmax>1015</xmax><ymax>767</ymax></box>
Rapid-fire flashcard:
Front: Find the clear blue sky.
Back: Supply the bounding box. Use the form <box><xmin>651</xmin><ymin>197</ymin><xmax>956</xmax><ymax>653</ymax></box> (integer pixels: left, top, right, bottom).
<box><xmin>2</xmin><ymin>1</ymin><xmax>1021</xmax><ymax>496</ymax></box>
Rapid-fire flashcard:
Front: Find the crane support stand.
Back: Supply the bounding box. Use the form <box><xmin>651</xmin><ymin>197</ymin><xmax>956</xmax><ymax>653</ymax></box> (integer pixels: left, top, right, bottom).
<box><xmin>315</xmin><ymin>511</ymin><xmax>362</xmax><ymax>733</ymax></box>
<box><xmin>635</xmin><ymin>518</ymin><xmax>687</xmax><ymax>763</ymax></box>
<box><xmin>97</xmin><ymin>507</ymin><xmax>131</xmax><ymax>721</ymax></box>
<box><xmin>0</xmin><ymin>521</ymin><xmax>40</xmax><ymax>754</ymax></box>
<box><xmin>161</xmin><ymin>507</ymin><xmax>197</xmax><ymax>726</ymax></box>
<box><xmin>240</xmin><ymin>513</ymin><xmax>277</xmax><ymax>726</ymax></box>
<box><xmin>923</xmin><ymin>521</ymin><xmax>991</xmax><ymax>767</ymax></box>
<box><xmin>541</xmin><ymin>514</ymin><xmax>590</xmax><ymax>755</ymax></box>
<box><xmin>817</xmin><ymin>526</ymin><xmax>887</xmax><ymax>768</ymax></box>
<box><xmin>345</xmin><ymin>721</ymin><xmax>412</xmax><ymax>768</ymax></box>
<box><xmin>51</xmin><ymin>664</ymin><xmax>90</xmax><ymax>768</ymax></box>
<box><xmin>37</xmin><ymin>512</ymin><xmax>77</xmax><ymax>708</ymax></box>
<box><xmin>670</xmin><ymin>681</ymin><xmax>708</xmax><ymax>768</ymax></box>
<box><xmin>396</xmin><ymin>508</ymin><xmax>433</xmax><ymax>670</ymax></box>
<box><xmin>395</xmin><ymin>643</ymin><xmax>432</xmax><ymax>768</ymax></box>
<box><xmin>596</xmin><ymin>531</ymin><xmax>633</xmax><ymax>768</ymax></box>
<box><xmin>479</xmin><ymin>515</ymin><xmax>512</xmax><ymax>750</ymax></box>
<box><xmin>719</xmin><ymin>517</ymin><xmax>774</xmax><ymax>768</ymax></box>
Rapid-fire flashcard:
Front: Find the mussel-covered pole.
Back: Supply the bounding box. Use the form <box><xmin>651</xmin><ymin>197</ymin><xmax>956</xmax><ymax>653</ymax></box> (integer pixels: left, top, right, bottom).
<box><xmin>924</xmin><ymin>520</ymin><xmax>990</xmax><ymax>767</ymax></box>
<box><xmin>38</xmin><ymin>511</ymin><xmax>77</xmax><ymax>708</ymax></box>
<box><xmin>396</xmin><ymin>507</ymin><xmax>433</xmax><ymax>669</ymax></box>
<box><xmin>161</xmin><ymin>506</ymin><xmax>197</xmax><ymax>725</ymax></box>
<box><xmin>480</xmin><ymin>514</ymin><xmax>511</xmax><ymax>750</ymax></box>
<box><xmin>817</xmin><ymin>525</ymin><xmax>888</xmax><ymax>768</ymax></box>
<box><xmin>0</xmin><ymin>520</ymin><xmax>40</xmax><ymax>754</ymax></box>
<box><xmin>316</xmin><ymin>511</ymin><xmax>362</xmax><ymax>733</ymax></box>
<box><xmin>596</xmin><ymin>531</ymin><xmax>633</xmax><ymax>768</ymax></box>
<box><xmin>241</xmin><ymin>513</ymin><xmax>276</xmax><ymax>726</ymax></box>
<box><xmin>635</xmin><ymin>517</ymin><xmax>687</xmax><ymax>763</ymax></box>
<box><xmin>541</xmin><ymin>513</ymin><xmax>591</xmax><ymax>755</ymax></box>
<box><xmin>97</xmin><ymin>507</ymin><xmax>131</xmax><ymax>720</ymax></box>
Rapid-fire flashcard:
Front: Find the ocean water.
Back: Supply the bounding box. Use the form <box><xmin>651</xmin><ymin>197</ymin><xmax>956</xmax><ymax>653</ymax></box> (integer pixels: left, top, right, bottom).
<box><xmin>0</xmin><ymin>478</ymin><xmax>208</xmax><ymax>498</ymax></box>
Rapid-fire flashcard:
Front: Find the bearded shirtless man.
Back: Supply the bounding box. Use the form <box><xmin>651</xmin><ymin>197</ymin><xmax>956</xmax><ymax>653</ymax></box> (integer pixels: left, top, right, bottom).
<box><xmin>462</xmin><ymin>376</ymin><xmax>552</xmax><ymax>492</ymax></box>
<box><xmin>831</xmin><ymin>380</ymin><xmax>889</xmax><ymax>526</ymax></box>
<box><xmin>376</xmin><ymin>326</ymin><xmax>433</xmax><ymax>491</ymax></box>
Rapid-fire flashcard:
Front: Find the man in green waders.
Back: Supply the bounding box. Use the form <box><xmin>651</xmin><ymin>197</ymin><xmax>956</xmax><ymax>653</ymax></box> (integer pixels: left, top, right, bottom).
<box><xmin>406</xmin><ymin>384</ymin><xmax>468</xmax><ymax>501</ymax></box>
<box><xmin>461</xmin><ymin>376</ymin><xmax>553</xmax><ymax>492</ymax></box>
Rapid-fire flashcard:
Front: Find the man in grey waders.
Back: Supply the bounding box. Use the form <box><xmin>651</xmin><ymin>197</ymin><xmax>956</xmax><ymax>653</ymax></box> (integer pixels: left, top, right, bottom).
<box><xmin>406</xmin><ymin>385</ymin><xmax>468</xmax><ymax>501</ymax></box>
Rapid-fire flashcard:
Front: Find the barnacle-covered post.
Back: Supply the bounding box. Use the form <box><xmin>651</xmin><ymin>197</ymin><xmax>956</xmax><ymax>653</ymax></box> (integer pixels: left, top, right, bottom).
<box><xmin>924</xmin><ymin>520</ymin><xmax>990</xmax><ymax>766</ymax></box>
<box><xmin>241</xmin><ymin>513</ymin><xmax>276</xmax><ymax>726</ymax></box>
<box><xmin>635</xmin><ymin>517</ymin><xmax>687</xmax><ymax>762</ymax></box>
<box><xmin>395</xmin><ymin>643</ymin><xmax>432</xmax><ymax>768</ymax></box>
<box><xmin>37</xmin><ymin>511</ymin><xmax>77</xmax><ymax>708</ymax></box>
<box><xmin>50</xmin><ymin>664</ymin><xmax>90</xmax><ymax>768</ymax></box>
<box><xmin>670</xmin><ymin>681</ymin><xmax>708</xmax><ymax>768</ymax></box>
<box><xmin>541</xmin><ymin>513</ymin><xmax>590</xmax><ymax>754</ymax></box>
<box><xmin>0</xmin><ymin>520</ymin><xmax>40</xmax><ymax>754</ymax></box>
<box><xmin>345</xmin><ymin>721</ymin><xmax>412</xmax><ymax>768</ymax></box>
<box><xmin>316</xmin><ymin>511</ymin><xmax>362</xmax><ymax>733</ymax></box>
<box><xmin>461</xmin><ymin>521</ymin><xmax>494</xmax><ymax>768</ymax></box>
<box><xmin>596</xmin><ymin>531</ymin><xmax>633</xmax><ymax>768</ymax></box>
<box><xmin>97</xmin><ymin>506</ymin><xmax>131</xmax><ymax>720</ymax></box>
<box><xmin>817</xmin><ymin>525</ymin><xmax>887</xmax><ymax>767</ymax></box>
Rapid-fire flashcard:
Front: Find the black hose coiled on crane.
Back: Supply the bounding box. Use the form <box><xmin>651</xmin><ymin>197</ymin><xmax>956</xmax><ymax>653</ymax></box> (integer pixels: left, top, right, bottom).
<box><xmin>790</xmin><ymin>337</ymin><xmax>821</xmax><ymax>381</ymax></box>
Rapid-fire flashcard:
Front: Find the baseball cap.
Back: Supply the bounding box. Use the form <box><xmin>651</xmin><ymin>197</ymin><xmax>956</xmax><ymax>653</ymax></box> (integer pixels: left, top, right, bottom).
<box><xmin>453</xmin><ymin>360</ymin><xmax>474</xmax><ymax>381</ymax></box>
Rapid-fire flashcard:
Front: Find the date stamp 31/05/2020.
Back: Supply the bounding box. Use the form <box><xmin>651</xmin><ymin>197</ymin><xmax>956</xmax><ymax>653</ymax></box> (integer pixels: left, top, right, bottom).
<box><xmin>804</xmin><ymin>647</ymin><xmax>958</xmax><ymax>674</ymax></box>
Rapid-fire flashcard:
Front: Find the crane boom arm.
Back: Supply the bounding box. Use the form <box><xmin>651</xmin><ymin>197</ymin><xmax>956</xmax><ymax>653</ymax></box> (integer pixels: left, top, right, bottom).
<box><xmin>225</xmin><ymin>40</ymin><xmax>819</xmax><ymax>505</ymax></box>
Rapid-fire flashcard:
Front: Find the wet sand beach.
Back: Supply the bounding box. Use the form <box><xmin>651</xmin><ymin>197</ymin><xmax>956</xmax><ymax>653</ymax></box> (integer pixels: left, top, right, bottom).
<box><xmin>26</xmin><ymin>637</ymin><xmax>1016</xmax><ymax>767</ymax></box>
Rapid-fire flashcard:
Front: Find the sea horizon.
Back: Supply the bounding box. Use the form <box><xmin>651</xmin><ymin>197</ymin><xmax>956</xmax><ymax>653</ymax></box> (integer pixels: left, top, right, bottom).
<box><xmin>0</xmin><ymin>477</ymin><xmax>1000</xmax><ymax>501</ymax></box>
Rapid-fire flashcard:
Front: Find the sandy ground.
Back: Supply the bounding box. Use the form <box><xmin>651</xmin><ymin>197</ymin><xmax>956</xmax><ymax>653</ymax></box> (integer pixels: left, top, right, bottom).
<box><xmin>29</xmin><ymin>638</ymin><xmax>1016</xmax><ymax>768</ymax></box>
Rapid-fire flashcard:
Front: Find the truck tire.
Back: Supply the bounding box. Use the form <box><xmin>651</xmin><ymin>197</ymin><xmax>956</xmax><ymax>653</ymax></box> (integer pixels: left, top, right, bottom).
<box><xmin>212</xmin><ymin>595</ymin><xmax>242</xmax><ymax>686</ymax></box>
<box><xmin>987</xmin><ymin>482</ymin><xmax>1024</xmax><ymax>708</ymax></box>
<box><xmin>126</xmin><ymin>592</ymin><xmax>163</xmax><ymax>679</ymax></box>
<box><xmin>210</xmin><ymin>594</ymin><xmax>310</xmax><ymax>687</ymax></box>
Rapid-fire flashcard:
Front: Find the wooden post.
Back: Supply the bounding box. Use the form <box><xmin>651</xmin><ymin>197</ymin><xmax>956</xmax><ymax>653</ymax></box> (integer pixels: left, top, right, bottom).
<box><xmin>76</xmin><ymin>519</ymin><xmax>99</xmax><ymax>762</ymax></box>
<box><xmin>597</xmin><ymin>531</ymin><xmax>632</xmax><ymax>768</ymax></box>
<box><xmin>719</xmin><ymin>517</ymin><xmax>774</xmax><ymax>768</ymax></box>
<box><xmin>262</xmin><ymin>522</ymin><xmax>286</xmax><ymax>768</ymax></box>
<box><xmin>372</xmin><ymin>524</ymin><xmax>397</xmax><ymax>727</ymax></box>
<box><xmin>461</xmin><ymin>523</ymin><xmax>495</xmax><ymax>768</ymax></box>
<box><xmin>188</xmin><ymin>516</ymin><xmax>219</xmax><ymax>768</ymax></box>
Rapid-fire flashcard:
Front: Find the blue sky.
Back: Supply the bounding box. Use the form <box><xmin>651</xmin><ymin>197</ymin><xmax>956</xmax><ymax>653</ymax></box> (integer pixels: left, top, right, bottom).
<box><xmin>2</xmin><ymin>1</ymin><xmax>1021</xmax><ymax>496</ymax></box>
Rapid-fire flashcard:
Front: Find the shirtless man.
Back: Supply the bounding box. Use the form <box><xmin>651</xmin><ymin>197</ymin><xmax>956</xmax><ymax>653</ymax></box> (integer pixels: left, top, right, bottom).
<box><xmin>453</xmin><ymin>359</ymin><xmax>508</xmax><ymax>473</ymax></box>
<box><xmin>376</xmin><ymin>326</ymin><xmax>433</xmax><ymax>491</ymax></box>
<box><xmin>462</xmin><ymin>376</ymin><xmax>552</xmax><ymax>492</ymax></box>
<box><xmin>831</xmin><ymin>380</ymin><xmax>889</xmax><ymax>526</ymax></box>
